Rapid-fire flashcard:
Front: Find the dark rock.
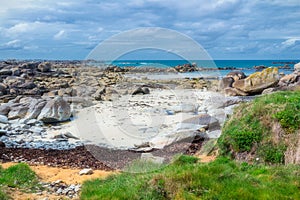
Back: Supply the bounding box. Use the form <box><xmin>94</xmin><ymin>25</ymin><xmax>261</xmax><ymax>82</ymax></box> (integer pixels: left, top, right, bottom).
<box><xmin>132</xmin><ymin>87</ymin><xmax>150</xmax><ymax>95</ymax></box>
<box><xmin>253</xmin><ymin>65</ymin><xmax>267</xmax><ymax>70</ymax></box>
<box><xmin>11</xmin><ymin>68</ymin><xmax>21</xmax><ymax>76</ymax></box>
<box><xmin>20</xmin><ymin>62</ymin><xmax>39</xmax><ymax>69</ymax></box>
<box><xmin>0</xmin><ymin>141</ymin><xmax>5</xmax><ymax>147</ymax></box>
<box><xmin>0</xmin><ymin>130</ymin><xmax>7</xmax><ymax>136</ymax></box>
<box><xmin>0</xmin><ymin>83</ymin><xmax>7</xmax><ymax>95</ymax></box>
<box><xmin>0</xmin><ymin>69</ymin><xmax>12</xmax><ymax>76</ymax></box>
<box><xmin>105</xmin><ymin>66</ymin><xmax>127</xmax><ymax>73</ymax></box>
<box><xmin>18</xmin><ymin>81</ymin><xmax>37</xmax><ymax>89</ymax></box>
<box><xmin>226</xmin><ymin>71</ymin><xmax>246</xmax><ymax>81</ymax></box>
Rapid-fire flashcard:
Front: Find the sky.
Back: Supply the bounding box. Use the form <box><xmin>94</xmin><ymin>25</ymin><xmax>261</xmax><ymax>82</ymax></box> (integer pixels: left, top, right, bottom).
<box><xmin>0</xmin><ymin>0</ymin><xmax>299</xmax><ymax>60</ymax></box>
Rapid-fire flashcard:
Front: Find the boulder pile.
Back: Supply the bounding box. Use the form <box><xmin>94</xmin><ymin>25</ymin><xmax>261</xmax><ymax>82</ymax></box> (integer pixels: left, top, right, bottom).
<box><xmin>221</xmin><ymin>64</ymin><xmax>300</xmax><ymax>96</ymax></box>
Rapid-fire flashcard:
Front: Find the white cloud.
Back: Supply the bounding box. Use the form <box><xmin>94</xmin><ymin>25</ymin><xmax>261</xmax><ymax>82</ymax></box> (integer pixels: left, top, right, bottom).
<box><xmin>0</xmin><ymin>0</ymin><xmax>299</xmax><ymax>59</ymax></box>
<box><xmin>6</xmin><ymin>23</ymin><xmax>33</xmax><ymax>35</ymax></box>
<box><xmin>54</xmin><ymin>30</ymin><xmax>66</xmax><ymax>40</ymax></box>
<box><xmin>282</xmin><ymin>38</ymin><xmax>300</xmax><ymax>48</ymax></box>
<box><xmin>0</xmin><ymin>39</ymin><xmax>23</xmax><ymax>50</ymax></box>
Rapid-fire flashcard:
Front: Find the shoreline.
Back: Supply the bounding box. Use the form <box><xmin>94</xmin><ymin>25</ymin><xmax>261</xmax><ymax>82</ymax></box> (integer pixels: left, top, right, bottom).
<box><xmin>0</xmin><ymin>60</ymin><xmax>298</xmax><ymax>171</ymax></box>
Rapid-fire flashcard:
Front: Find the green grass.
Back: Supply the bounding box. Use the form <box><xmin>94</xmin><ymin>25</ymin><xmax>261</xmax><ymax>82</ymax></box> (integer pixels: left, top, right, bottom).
<box><xmin>80</xmin><ymin>156</ymin><xmax>300</xmax><ymax>200</ymax></box>
<box><xmin>0</xmin><ymin>163</ymin><xmax>41</xmax><ymax>199</ymax></box>
<box><xmin>218</xmin><ymin>91</ymin><xmax>300</xmax><ymax>164</ymax></box>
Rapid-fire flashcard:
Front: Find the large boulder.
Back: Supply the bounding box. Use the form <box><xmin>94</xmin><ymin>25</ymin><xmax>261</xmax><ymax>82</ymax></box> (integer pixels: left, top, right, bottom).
<box><xmin>294</xmin><ymin>62</ymin><xmax>300</xmax><ymax>72</ymax></box>
<box><xmin>25</xmin><ymin>99</ymin><xmax>47</xmax><ymax>120</ymax></box>
<box><xmin>8</xmin><ymin>104</ymin><xmax>29</xmax><ymax>120</ymax></box>
<box><xmin>232</xmin><ymin>67</ymin><xmax>279</xmax><ymax>94</ymax></box>
<box><xmin>38</xmin><ymin>97</ymin><xmax>71</xmax><ymax>123</ymax></box>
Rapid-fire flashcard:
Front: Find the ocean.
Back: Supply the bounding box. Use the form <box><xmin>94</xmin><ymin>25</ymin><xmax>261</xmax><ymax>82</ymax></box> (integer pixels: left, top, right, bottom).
<box><xmin>106</xmin><ymin>59</ymin><xmax>299</xmax><ymax>78</ymax></box>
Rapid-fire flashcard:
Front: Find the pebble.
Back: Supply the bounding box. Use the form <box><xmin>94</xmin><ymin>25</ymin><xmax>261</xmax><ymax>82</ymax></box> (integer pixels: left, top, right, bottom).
<box><xmin>0</xmin><ymin>115</ymin><xmax>8</xmax><ymax>124</ymax></box>
<box><xmin>79</xmin><ymin>168</ymin><xmax>93</xmax><ymax>175</ymax></box>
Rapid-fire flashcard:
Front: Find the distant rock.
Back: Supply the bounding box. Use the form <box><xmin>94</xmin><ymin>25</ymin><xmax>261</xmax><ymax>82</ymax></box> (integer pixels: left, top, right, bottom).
<box><xmin>232</xmin><ymin>67</ymin><xmax>279</xmax><ymax>94</ymax></box>
<box><xmin>174</xmin><ymin>63</ymin><xmax>198</xmax><ymax>73</ymax></box>
<box><xmin>105</xmin><ymin>66</ymin><xmax>126</xmax><ymax>73</ymax></box>
<box><xmin>38</xmin><ymin>97</ymin><xmax>71</xmax><ymax>123</ymax></box>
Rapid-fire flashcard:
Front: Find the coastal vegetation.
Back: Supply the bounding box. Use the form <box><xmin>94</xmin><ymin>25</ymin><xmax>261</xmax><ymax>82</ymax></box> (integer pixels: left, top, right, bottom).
<box><xmin>81</xmin><ymin>90</ymin><xmax>300</xmax><ymax>199</ymax></box>
<box><xmin>80</xmin><ymin>156</ymin><xmax>300</xmax><ymax>200</ymax></box>
<box><xmin>219</xmin><ymin>91</ymin><xmax>300</xmax><ymax>164</ymax></box>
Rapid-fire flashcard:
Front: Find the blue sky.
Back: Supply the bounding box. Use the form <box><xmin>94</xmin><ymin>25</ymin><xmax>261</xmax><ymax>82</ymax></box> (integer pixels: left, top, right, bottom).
<box><xmin>0</xmin><ymin>0</ymin><xmax>299</xmax><ymax>60</ymax></box>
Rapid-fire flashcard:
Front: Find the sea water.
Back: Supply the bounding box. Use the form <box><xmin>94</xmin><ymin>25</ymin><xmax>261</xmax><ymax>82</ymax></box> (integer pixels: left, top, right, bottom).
<box><xmin>108</xmin><ymin>60</ymin><xmax>298</xmax><ymax>77</ymax></box>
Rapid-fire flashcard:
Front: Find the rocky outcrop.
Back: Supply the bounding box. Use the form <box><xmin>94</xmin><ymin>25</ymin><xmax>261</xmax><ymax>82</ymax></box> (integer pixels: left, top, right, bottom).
<box><xmin>221</xmin><ymin>68</ymin><xmax>280</xmax><ymax>96</ymax></box>
<box><xmin>38</xmin><ymin>97</ymin><xmax>71</xmax><ymax>123</ymax></box>
<box><xmin>233</xmin><ymin>68</ymin><xmax>279</xmax><ymax>94</ymax></box>
<box><xmin>174</xmin><ymin>63</ymin><xmax>198</xmax><ymax>72</ymax></box>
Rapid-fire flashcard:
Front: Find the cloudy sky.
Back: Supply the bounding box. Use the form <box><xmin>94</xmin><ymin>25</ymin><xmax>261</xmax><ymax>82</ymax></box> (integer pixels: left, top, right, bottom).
<box><xmin>0</xmin><ymin>0</ymin><xmax>299</xmax><ymax>60</ymax></box>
